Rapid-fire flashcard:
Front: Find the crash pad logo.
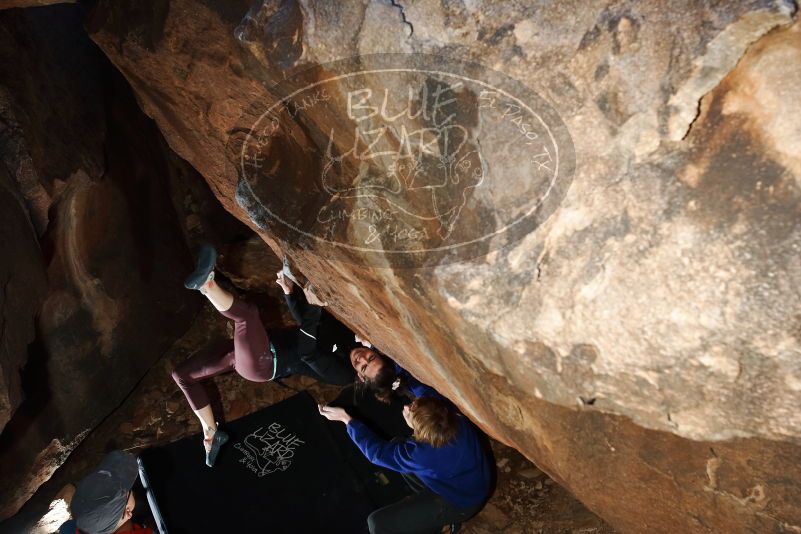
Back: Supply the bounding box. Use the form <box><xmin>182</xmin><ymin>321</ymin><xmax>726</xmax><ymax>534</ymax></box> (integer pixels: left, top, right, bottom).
<box><xmin>237</xmin><ymin>53</ymin><xmax>575</xmax><ymax>266</ymax></box>
<box><xmin>233</xmin><ymin>423</ymin><xmax>305</xmax><ymax>477</ymax></box>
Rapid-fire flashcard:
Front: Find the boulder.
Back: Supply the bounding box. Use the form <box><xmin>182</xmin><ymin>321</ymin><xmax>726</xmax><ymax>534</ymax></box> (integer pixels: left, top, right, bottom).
<box><xmin>0</xmin><ymin>166</ymin><xmax>46</xmax><ymax>433</ymax></box>
<box><xmin>79</xmin><ymin>1</ymin><xmax>801</xmax><ymax>532</ymax></box>
<box><xmin>0</xmin><ymin>5</ymin><xmax>200</xmax><ymax>519</ymax></box>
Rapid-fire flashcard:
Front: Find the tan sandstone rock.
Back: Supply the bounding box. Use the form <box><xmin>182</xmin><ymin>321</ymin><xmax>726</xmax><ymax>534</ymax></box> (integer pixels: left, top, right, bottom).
<box><xmin>73</xmin><ymin>0</ymin><xmax>801</xmax><ymax>532</ymax></box>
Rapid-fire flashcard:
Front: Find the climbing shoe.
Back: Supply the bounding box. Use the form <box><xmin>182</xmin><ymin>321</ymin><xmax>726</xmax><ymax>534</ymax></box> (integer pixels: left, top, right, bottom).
<box><xmin>205</xmin><ymin>428</ymin><xmax>229</xmax><ymax>467</ymax></box>
<box><xmin>185</xmin><ymin>243</ymin><xmax>217</xmax><ymax>290</ymax></box>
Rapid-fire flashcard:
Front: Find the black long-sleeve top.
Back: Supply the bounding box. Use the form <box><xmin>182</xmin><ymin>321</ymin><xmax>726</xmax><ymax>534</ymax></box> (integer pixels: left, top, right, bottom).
<box><xmin>283</xmin><ymin>285</ymin><xmax>357</xmax><ymax>382</ymax></box>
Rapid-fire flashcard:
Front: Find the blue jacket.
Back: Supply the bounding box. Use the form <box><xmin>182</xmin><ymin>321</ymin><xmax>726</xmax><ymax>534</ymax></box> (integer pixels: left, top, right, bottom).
<box><xmin>393</xmin><ymin>362</ymin><xmax>441</xmax><ymax>400</ymax></box>
<box><xmin>347</xmin><ymin>414</ymin><xmax>491</xmax><ymax>508</ymax></box>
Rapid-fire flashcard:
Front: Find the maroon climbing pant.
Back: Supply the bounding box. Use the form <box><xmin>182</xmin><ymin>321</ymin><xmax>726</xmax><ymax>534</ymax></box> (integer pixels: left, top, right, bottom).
<box><xmin>172</xmin><ymin>298</ymin><xmax>274</xmax><ymax>410</ymax></box>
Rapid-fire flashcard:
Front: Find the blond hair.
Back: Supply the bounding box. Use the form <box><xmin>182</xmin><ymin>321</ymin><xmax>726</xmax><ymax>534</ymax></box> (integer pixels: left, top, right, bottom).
<box><xmin>409</xmin><ymin>397</ymin><xmax>459</xmax><ymax>447</ymax></box>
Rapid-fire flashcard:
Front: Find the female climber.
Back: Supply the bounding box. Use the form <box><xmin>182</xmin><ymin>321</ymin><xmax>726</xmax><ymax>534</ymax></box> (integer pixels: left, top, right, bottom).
<box><xmin>349</xmin><ymin>345</ymin><xmax>442</xmax><ymax>402</ymax></box>
<box><xmin>172</xmin><ymin>244</ymin><xmax>356</xmax><ymax>466</ymax></box>
<box><xmin>319</xmin><ymin>396</ymin><xmax>491</xmax><ymax>534</ymax></box>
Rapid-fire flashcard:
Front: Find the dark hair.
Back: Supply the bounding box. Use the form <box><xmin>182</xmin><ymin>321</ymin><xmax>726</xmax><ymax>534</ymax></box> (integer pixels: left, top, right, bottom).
<box><xmin>366</xmin><ymin>364</ymin><xmax>405</xmax><ymax>403</ymax></box>
<box><xmin>352</xmin><ymin>349</ymin><xmax>413</xmax><ymax>403</ymax></box>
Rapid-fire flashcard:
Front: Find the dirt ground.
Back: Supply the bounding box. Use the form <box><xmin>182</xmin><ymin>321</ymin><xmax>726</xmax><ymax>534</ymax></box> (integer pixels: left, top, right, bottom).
<box><xmin>20</xmin><ymin>302</ymin><xmax>615</xmax><ymax>534</ymax></box>
<box><xmin>465</xmin><ymin>440</ymin><xmax>615</xmax><ymax>534</ymax></box>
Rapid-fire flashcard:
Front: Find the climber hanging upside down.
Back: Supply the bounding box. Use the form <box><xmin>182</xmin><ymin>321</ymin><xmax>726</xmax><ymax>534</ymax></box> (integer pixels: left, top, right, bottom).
<box><xmin>172</xmin><ymin>244</ymin><xmax>357</xmax><ymax>466</ymax></box>
<box><xmin>349</xmin><ymin>342</ymin><xmax>445</xmax><ymax>403</ymax></box>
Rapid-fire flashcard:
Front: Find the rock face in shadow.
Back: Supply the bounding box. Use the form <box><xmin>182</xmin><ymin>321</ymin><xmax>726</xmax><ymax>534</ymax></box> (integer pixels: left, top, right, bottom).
<box><xmin>0</xmin><ymin>168</ymin><xmax>47</xmax><ymax>433</ymax></box>
<box><xmin>0</xmin><ymin>6</ymin><xmax>203</xmax><ymax>518</ymax></box>
<box><xmin>13</xmin><ymin>0</ymin><xmax>798</xmax><ymax>532</ymax></box>
<box><xmin>0</xmin><ymin>0</ymin><xmax>73</xmax><ymax>9</ymax></box>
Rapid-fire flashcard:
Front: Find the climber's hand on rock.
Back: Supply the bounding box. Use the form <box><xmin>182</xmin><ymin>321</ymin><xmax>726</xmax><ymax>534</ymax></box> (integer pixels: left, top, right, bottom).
<box><xmin>303</xmin><ymin>284</ymin><xmax>328</xmax><ymax>306</ymax></box>
<box><xmin>276</xmin><ymin>270</ymin><xmax>293</xmax><ymax>294</ymax></box>
<box><xmin>355</xmin><ymin>334</ymin><xmax>372</xmax><ymax>348</ymax></box>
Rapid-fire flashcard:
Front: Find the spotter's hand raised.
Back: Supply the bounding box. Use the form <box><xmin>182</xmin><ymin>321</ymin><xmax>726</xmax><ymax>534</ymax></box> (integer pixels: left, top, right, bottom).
<box><xmin>318</xmin><ymin>404</ymin><xmax>352</xmax><ymax>424</ymax></box>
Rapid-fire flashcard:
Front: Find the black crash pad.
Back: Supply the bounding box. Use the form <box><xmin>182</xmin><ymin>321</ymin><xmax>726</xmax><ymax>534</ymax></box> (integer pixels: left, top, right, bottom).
<box><xmin>138</xmin><ymin>390</ymin><xmax>411</xmax><ymax>534</ymax></box>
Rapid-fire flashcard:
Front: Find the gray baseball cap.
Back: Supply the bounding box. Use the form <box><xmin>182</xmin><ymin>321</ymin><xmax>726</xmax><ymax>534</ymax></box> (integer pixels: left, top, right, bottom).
<box><xmin>71</xmin><ymin>451</ymin><xmax>139</xmax><ymax>534</ymax></box>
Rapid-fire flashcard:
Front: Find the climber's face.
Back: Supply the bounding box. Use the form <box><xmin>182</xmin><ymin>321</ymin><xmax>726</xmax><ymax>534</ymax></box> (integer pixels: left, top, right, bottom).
<box><xmin>350</xmin><ymin>347</ymin><xmax>385</xmax><ymax>381</ymax></box>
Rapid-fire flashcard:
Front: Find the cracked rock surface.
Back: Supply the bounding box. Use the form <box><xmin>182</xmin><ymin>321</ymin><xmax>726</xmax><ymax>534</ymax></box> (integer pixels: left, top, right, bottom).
<box><xmin>0</xmin><ymin>1</ymin><xmax>799</xmax><ymax>532</ymax></box>
<box><xmin>79</xmin><ymin>0</ymin><xmax>801</xmax><ymax>532</ymax></box>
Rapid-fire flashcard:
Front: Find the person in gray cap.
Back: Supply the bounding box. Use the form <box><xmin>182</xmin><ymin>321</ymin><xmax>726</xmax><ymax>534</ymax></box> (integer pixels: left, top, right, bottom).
<box><xmin>59</xmin><ymin>451</ymin><xmax>153</xmax><ymax>534</ymax></box>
